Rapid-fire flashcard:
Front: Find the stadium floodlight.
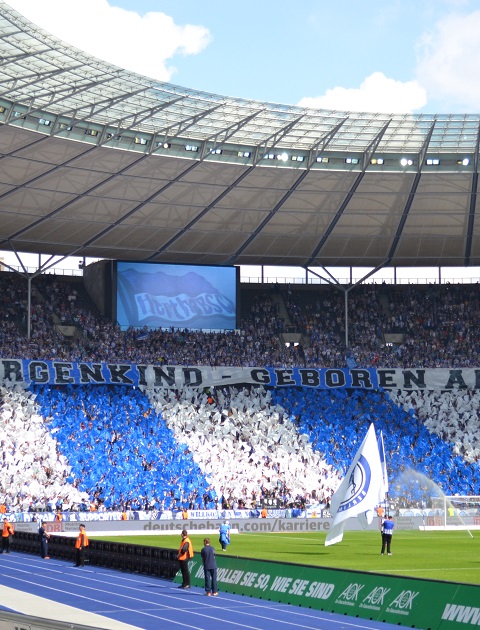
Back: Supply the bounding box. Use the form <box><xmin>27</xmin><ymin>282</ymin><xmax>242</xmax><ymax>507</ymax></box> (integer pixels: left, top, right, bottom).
<box><xmin>457</xmin><ymin>158</ymin><xmax>470</xmax><ymax>166</ymax></box>
<box><xmin>291</xmin><ymin>155</ymin><xmax>304</xmax><ymax>162</ymax></box>
<box><xmin>316</xmin><ymin>156</ymin><xmax>329</xmax><ymax>163</ymax></box>
<box><xmin>185</xmin><ymin>145</ymin><xmax>198</xmax><ymax>152</ymax></box>
<box><xmin>211</xmin><ymin>148</ymin><xmax>222</xmax><ymax>155</ymax></box>
<box><xmin>237</xmin><ymin>151</ymin><xmax>251</xmax><ymax>158</ymax></box>
<box><xmin>162</xmin><ymin>142</ymin><xmax>171</xmax><ymax>149</ymax></box>
<box><xmin>345</xmin><ymin>157</ymin><xmax>359</xmax><ymax>164</ymax></box>
<box><xmin>277</xmin><ymin>153</ymin><xmax>288</xmax><ymax>162</ymax></box>
<box><xmin>370</xmin><ymin>158</ymin><xmax>384</xmax><ymax>165</ymax></box>
<box><xmin>400</xmin><ymin>157</ymin><xmax>413</xmax><ymax>166</ymax></box>
<box><xmin>426</xmin><ymin>158</ymin><xmax>440</xmax><ymax>165</ymax></box>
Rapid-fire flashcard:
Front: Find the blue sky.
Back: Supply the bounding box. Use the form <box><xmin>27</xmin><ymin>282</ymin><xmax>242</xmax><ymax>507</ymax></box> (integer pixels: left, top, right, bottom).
<box><xmin>6</xmin><ymin>0</ymin><xmax>480</xmax><ymax>114</ymax></box>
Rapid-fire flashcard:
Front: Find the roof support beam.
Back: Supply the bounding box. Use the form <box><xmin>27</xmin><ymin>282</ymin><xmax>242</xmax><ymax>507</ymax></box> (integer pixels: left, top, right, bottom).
<box><xmin>385</xmin><ymin>121</ymin><xmax>436</xmax><ymax>263</ymax></box>
<box><xmin>98</xmin><ymin>96</ymin><xmax>187</xmax><ymax>145</ymax></box>
<box><xmin>199</xmin><ymin>109</ymin><xmax>265</xmax><ymax>158</ymax></box>
<box><xmin>226</xmin><ymin>169</ymin><xmax>310</xmax><ymax>264</ymax></box>
<box><xmin>306</xmin><ymin>122</ymin><xmax>391</xmax><ymax>266</ymax></box>
<box><xmin>0</xmin><ymin>65</ymin><xmax>84</xmax><ymax>91</ymax></box>
<box><xmin>252</xmin><ymin>114</ymin><xmax>306</xmax><ymax>166</ymax></box>
<box><xmin>225</xmin><ymin>120</ymin><xmax>369</xmax><ymax>264</ymax></box>
<box><xmin>0</xmin><ymin>150</ymin><xmax>148</xmax><ymax>250</ymax></box>
<box><xmin>157</xmin><ymin>104</ymin><xmax>223</xmax><ymax>143</ymax></box>
<box><xmin>306</xmin><ymin>118</ymin><xmax>347</xmax><ymax>168</ymax></box>
<box><xmin>76</xmin><ymin>162</ymin><xmax>201</xmax><ymax>256</ymax></box>
<box><xmin>145</xmin><ymin>165</ymin><xmax>257</xmax><ymax>262</ymax></box>
<box><xmin>464</xmin><ymin>125</ymin><xmax>480</xmax><ymax>265</ymax></box>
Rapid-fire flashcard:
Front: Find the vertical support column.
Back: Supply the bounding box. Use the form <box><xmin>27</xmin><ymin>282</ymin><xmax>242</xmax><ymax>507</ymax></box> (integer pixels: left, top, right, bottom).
<box><xmin>27</xmin><ymin>275</ymin><xmax>32</xmax><ymax>340</ymax></box>
<box><xmin>344</xmin><ymin>290</ymin><xmax>349</xmax><ymax>349</ymax></box>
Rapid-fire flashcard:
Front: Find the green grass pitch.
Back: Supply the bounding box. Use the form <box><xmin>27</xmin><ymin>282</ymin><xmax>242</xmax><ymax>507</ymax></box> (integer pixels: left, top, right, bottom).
<box><xmin>95</xmin><ymin>529</ymin><xmax>480</xmax><ymax>585</ymax></box>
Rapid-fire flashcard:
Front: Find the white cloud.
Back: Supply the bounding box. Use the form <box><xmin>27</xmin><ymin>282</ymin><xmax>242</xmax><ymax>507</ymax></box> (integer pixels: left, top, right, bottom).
<box><xmin>297</xmin><ymin>72</ymin><xmax>427</xmax><ymax>114</ymax></box>
<box><xmin>416</xmin><ymin>10</ymin><xmax>480</xmax><ymax>112</ymax></box>
<box><xmin>6</xmin><ymin>0</ymin><xmax>212</xmax><ymax>81</ymax></box>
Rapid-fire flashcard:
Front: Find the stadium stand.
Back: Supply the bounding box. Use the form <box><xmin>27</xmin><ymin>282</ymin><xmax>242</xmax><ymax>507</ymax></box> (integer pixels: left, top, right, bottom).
<box><xmin>1</xmin><ymin>272</ymin><xmax>480</xmax><ymax>519</ymax></box>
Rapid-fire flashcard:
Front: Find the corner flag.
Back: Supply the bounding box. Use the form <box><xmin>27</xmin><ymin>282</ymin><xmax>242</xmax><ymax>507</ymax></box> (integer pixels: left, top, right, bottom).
<box><xmin>325</xmin><ymin>423</ymin><xmax>383</xmax><ymax>546</ymax></box>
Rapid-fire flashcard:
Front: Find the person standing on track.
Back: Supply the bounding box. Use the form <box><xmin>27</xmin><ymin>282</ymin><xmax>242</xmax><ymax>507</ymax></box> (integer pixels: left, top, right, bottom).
<box><xmin>39</xmin><ymin>521</ymin><xmax>50</xmax><ymax>559</ymax></box>
<box><xmin>201</xmin><ymin>538</ymin><xmax>218</xmax><ymax>596</ymax></box>
<box><xmin>1</xmin><ymin>517</ymin><xmax>14</xmax><ymax>554</ymax></box>
<box><xmin>177</xmin><ymin>529</ymin><xmax>194</xmax><ymax>589</ymax></box>
<box><xmin>74</xmin><ymin>524</ymin><xmax>89</xmax><ymax>567</ymax></box>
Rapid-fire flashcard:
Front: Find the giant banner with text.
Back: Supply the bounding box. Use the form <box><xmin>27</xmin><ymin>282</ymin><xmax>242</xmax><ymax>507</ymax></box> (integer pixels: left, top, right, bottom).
<box><xmin>2</xmin><ymin>358</ymin><xmax>480</xmax><ymax>390</ymax></box>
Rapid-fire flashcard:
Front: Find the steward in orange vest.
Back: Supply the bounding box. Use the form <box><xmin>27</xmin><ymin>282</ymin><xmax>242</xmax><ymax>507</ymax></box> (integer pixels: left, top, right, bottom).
<box><xmin>177</xmin><ymin>529</ymin><xmax>194</xmax><ymax>589</ymax></box>
<box><xmin>74</xmin><ymin>524</ymin><xmax>89</xmax><ymax>567</ymax></box>
<box><xmin>1</xmin><ymin>518</ymin><xmax>14</xmax><ymax>554</ymax></box>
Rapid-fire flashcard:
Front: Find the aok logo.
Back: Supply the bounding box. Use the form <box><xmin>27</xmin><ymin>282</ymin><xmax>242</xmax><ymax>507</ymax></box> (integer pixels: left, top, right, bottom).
<box><xmin>336</xmin><ymin>583</ymin><xmax>365</xmax><ymax>604</ymax></box>
<box><xmin>387</xmin><ymin>590</ymin><xmax>419</xmax><ymax>613</ymax></box>
<box><xmin>362</xmin><ymin>586</ymin><xmax>391</xmax><ymax>607</ymax></box>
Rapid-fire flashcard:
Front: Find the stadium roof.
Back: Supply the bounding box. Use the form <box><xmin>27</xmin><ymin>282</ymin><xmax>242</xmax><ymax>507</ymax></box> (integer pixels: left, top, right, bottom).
<box><xmin>0</xmin><ymin>1</ymin><xmax>480</xmax><ymax>269</ymax></box>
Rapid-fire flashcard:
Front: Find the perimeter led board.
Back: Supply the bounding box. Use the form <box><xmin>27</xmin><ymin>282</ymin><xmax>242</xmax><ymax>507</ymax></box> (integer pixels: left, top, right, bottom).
<box><xmin>115</xmin><ymin>261</ymin><xmax>239</xmax><ymax>331</ymax></box>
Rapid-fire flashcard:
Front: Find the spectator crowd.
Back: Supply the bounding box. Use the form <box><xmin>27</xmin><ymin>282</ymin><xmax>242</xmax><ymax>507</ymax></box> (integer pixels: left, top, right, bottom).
<box><xmin>1</xmin><ymin>273</ymin><xmax>480</xmax><ymax>369</ymax></box>
<box><xmin>0</xmin><ymin>271</ymin><xmax>479</xmax><ymax>516</ymax></box>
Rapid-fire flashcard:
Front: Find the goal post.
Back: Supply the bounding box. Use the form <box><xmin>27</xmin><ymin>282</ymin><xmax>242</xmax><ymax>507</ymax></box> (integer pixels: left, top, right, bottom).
<box><xmin>429</xmin><ymin>495</ymin><xmax>480</xmax><ymax>531</ymax></box>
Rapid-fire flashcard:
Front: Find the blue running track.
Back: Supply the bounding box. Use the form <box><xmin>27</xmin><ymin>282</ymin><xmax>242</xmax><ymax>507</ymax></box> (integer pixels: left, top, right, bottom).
<box><xmin>0</xmin><ymin>552</ymin><xmax>412</xmax><ymax>630</ymax></box>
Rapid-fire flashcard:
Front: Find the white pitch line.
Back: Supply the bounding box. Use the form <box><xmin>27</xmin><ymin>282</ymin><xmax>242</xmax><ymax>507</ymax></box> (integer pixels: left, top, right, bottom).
<box><xmin>0</xmin><ymin>584</ymin><xmax>140</xmax><ymax>630</ymax></box>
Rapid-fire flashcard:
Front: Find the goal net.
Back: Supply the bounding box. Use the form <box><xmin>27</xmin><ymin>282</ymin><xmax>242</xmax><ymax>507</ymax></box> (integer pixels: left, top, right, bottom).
<box><xmin>426</xmin><ymin>495</ymin><xmax>480</xmax><ymax>530</ymax></box>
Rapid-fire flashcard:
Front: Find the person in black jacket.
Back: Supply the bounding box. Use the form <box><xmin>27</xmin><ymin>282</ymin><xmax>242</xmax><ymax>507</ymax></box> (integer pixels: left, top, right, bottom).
<box><xmin>39</xmin><ymin>521</ymin><xmax>50</xmax><ymax>559</ymax></box>
<box><xmin>200</xmin><ymin>538</ymin><xmax>218</xmax><ymax>596</ymax></box>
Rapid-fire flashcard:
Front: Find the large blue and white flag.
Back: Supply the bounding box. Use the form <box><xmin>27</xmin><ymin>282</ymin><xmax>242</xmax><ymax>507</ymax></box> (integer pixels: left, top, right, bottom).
<box><xmin>377</xmin><ymin>430</ymin><xmax>389</xmax><ymax>503</ymax></box>
<box><xmin>325</xmin><ymin>423</ymin><xmax>383</xmax><ymax>546</ymax></box>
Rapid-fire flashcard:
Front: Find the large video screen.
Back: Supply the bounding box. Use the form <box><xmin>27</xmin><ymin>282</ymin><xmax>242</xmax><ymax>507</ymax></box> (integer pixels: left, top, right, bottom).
<box><xmin>115</xmin><ymin>262</ymin><xmax>238</xmax><ymax>331</ymax></box>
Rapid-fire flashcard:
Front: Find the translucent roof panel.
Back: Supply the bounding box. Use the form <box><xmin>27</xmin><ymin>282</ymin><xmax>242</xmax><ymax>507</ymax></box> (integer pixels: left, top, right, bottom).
<box><xmin>0</xmin><ymin>1</ymin><xmax>479</xmax><ymax>268</ymax></box>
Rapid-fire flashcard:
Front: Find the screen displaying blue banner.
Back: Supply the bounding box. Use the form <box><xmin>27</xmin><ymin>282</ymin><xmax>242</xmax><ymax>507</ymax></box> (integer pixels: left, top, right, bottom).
<box><xmin>116</xmin><ymin>261</ymin><xmax>238</xmax><ymax>331</ymax></box>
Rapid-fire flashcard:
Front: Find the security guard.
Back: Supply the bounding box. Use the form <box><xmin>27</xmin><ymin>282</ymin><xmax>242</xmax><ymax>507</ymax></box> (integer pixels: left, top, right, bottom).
<box><xmin>74</xmin><ymin>524</ymin><xmax>89</xmax><ymax>567</ymax></box>
<box><xmin>177</xmin><ymin>529</ymin><xmax>194</xmax><ymax>589</ymax></box>
<box><xmin>1</xmin><ymin>518</ymin><xmax>14</xmax><ymax>554</ymax></box>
